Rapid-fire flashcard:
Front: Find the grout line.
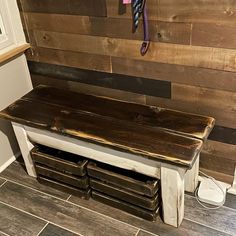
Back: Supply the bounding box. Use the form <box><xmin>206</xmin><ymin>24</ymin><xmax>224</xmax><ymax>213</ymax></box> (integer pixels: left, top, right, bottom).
<box><xmin>184</xmin><ymin>217</ymin><xmax>233</xmax><ymax>236</ymax></box>
<box><xmin>135</xmin><ymin>229</ymin><xmax>140</xmax><ymax>236</ymax></box>
<box><xmin>36</xmin><ymin>222</ymin><xmax>49</xmax><ymax>236</ymax></box>
<box><xmin>138</xmin><ymin>229</ymin><xmax>160</xmax><ymax>236</ymax></box>
<box><xmin>0</xmin><ymin>200</ymin><xmax>82</xmax><ymax>236</ymax></box>
<box><xmin>0</xmin><ymin>180</ymin><xmax>139</xmax><ymax>231</ymax></box>
<box><xmin>0</xmin><ymin>180</ymin><xmax>7</xmax><ymax>189</ymax></box>
<box><xmin>66</xmin><ymin>194</ymin><xmax>72</xmax><ymax>201</ymax></box>
<box><xmin>0</xmin><ymin>230</ymin><xmax>10</xmax><ymax>236</ymax></box>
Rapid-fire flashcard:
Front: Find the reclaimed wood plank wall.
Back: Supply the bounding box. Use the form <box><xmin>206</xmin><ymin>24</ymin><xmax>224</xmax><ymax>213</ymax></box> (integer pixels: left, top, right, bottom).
<box><xmin>17</xmin><ymin>0</ymin><xmax>236</xmax><ymax>184</ymax></box>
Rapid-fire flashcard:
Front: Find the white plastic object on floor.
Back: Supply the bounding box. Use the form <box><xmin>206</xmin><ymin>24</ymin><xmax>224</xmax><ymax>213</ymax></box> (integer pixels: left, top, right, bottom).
<box><xmin>197</xmin><ymin>177</ymin><xmax>227</xmax><ymax>206</ymax></box>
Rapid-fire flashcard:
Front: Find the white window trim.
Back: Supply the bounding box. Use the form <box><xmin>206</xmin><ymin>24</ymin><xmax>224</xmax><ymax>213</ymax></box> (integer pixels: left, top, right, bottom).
<box><xmin>0</xmin><ymin>0</ymin><xmax>26</xmax><ymax>54</ymax></box>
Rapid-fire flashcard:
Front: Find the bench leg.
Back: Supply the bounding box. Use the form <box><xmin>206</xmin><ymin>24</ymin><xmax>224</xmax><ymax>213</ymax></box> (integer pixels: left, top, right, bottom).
<box><xmin>184</xmin><ymin>154</ymin><xmax>199</xmax><ymax>193</ymax></box>
<box><xmin>12</xmin><ymin>122</ymin><xmax>36</xmax><ymax>177</ymax></box>
<box><xmin>161</xmin><ymin>164</ymin><xmax>185</xmax><ymax>227</ymax></box>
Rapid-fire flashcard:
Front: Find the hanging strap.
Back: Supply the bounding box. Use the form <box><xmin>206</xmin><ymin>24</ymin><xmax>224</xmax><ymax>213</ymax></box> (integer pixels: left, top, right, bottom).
<box><xmin>132</xmin><ymin>0</ymin><xmax>150</xmax><ymax>56</ymax></box>
<box><xmin>140</xmin><ymin>3</ymin><xmax>150</xmax><ymax>56</ymax></box>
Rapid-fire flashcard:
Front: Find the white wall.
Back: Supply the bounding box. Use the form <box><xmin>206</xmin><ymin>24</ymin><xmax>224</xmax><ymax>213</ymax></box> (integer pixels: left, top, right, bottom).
<box><xmin>0</xmin><ymin>54</ymin><xmax>32</xmax><ymax>171</ymax></box>
<box><xmin>0</xmin><ymin>0</ymin><xmax>32</xmax><ymax>171</ymax></box>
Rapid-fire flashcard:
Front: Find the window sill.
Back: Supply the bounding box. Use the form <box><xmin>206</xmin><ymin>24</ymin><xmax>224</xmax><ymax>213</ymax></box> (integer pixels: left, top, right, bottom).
<box><xmin>0</xmin><ymin>43</ymin><xmax>30</xmax><ymax>64</ymax></box>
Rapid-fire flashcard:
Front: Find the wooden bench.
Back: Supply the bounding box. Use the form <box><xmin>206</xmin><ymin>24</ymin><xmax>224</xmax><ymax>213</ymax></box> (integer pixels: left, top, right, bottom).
<box><xmin>0</xmin><ymin>85</ymin><xmax>215</xmax><ymax>227</ymax></box>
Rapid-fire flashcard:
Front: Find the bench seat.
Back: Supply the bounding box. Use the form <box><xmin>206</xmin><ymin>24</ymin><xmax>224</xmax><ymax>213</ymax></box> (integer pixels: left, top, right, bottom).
<box><xmin>0</xmin><ymin>85</ymin><xmax>215</xmax><ymax>227</ymax></box>
<box><xmin>0</xmin><ymin>85</ymin><xmax>214</xmax><ymax>168</ymax></box>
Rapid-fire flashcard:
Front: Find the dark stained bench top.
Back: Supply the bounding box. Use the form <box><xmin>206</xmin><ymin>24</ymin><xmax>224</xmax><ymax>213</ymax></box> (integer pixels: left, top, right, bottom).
<box><xmin>0</xmin><ymin>85</ymin><xmax>215</xmax><ymax>168</ymax></box>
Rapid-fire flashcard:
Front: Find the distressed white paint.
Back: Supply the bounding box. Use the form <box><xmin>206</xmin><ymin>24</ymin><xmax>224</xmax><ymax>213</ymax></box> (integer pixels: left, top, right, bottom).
<box><xmin>184</xmin><ymin>154</ymin><xmax>199</xmax><ymax>193</ymax></box>
<box><xmin>11</xmin><ymin>124</ymin><xmax>201</xmax><ymax>227</ymax></box>
<box><xmin>24</xmin><ymin>126</ymin><xmax>161</xmax><ymax>178</ymax></box>
<box><xmin>161</xmin><ymin>164</ymin><xmax>185</xmax><ymax>227</ymax></box>
<box><xmin>12</xmin><ymin>123</ymin><xmax>36</xmax><ymax>177</ymax></box>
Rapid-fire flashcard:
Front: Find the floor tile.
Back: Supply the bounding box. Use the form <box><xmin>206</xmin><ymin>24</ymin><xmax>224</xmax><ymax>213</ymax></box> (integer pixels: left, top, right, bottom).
<box><xmin>185</xmin><ymin>195</ymin><xmax>236</xmax><ymax>235</ymax></box>
<box><xmin>0</xmin><ymin>181</ymin><xmax>138</xmax><ymax>236</ymax></box>
<box><xmin>0</xmin><ymin>202</ymin><xmax>46</xmax><ymax>236</ymax></box>
<box><xmin>0</xmin><ymin>162</ymin><xmax>69</xmax><ymax>199</ymax></box>
<box><xmin>39</xmin><ymin>223</ymin><xmax>79</xmax><ymax>236</ymax></box>
<box><xmin>69</xmin><ymin>195</ymin><xmax>230</xmax><ymax>236</ymax></box>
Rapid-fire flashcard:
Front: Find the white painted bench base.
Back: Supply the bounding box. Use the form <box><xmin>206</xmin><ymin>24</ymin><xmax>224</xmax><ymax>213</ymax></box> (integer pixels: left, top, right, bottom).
<box><xmin>12</xmin><ymin>122</ymin><xmax>199</xmax><ymax>228</ymax></box>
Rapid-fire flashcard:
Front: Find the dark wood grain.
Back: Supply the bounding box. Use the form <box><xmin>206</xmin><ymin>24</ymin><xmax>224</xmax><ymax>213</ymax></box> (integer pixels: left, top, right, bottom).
<box><xmin>112</xmin><ymin>57</ymin><xmax>236</xmax><ymax>93</ymax></box>
<box><xmin>39</xmin><ymin>224</ymin><xmax>79</xmax><ymax>236</ymax></box>
<box><xmin>28</xmin><ymin>61</ymin><xmax>171</xmax><ymax>98</ymax></box>
<box><xmin>92</xmin><ymin>191</ymin><xmax>160</xmax><ymax>221</ymax></box>
<box><xmin>90</xmin><ymin>179</ymin><xmax>160</xmax><ymax>210</ymax></box>
<box><xmin>37</xmin><ymin>176</ymin><xmax>91</xmax><ymax>200</ymax></box>
<box><xmin>19</xmin><ymin>0</ymin><xmax>107</xmax><ymax>16</ymax></box>
<box><xmin>87</xmin><ymin>162</ymin><xmax>159</xmax><ymax>197</ymax></box>
<box><xmin>0</xmin><ymin>162</ymin><xmax>70</xmax><ymax>199</ymax></box>
<box><xmin>208</xmin><ymin>126</ymin><xmax>236</xmax><ymax>145</ymax></box>
<box><xmin>0</xmin><ymin>202</ymin><xmax>46</xmax><ymax>236</ymax></box>
<box><xmin>31</xmin><ymin>145</ymin><xmax>88</xmax><ymax>176</ymax></box>
<box><xmin>22</xmin><ymin>85</ymin><xmax>214</xmax><ymax>140</ymax></box>
<box><xmin>35</xmin><ymin>164</ymin><xmax>89</xmax><ymax>189</ymax></box>
<box><xmin>0</xmin><ymin>97</ymin><xmax>204</xmax><ymax>168</ymax></box>
<box><xmin>0</xmin><ymin>181</ymin><xmax>138</xmax><ymax>236</ymax></box>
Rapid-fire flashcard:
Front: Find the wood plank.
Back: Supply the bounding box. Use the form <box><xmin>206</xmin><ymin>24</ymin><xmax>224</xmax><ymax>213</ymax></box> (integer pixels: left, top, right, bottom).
<box><xmin>172</xmin><ymin>83</ymin><xmax>236</xmax><ymax>114</ymax></box>
<box><xmin>31</xmin><ymin>74</ymin><xmax>146</xmax><ymax>104</ymax></box>
<box><xmin>192</xmin><ymin>23</ymin><xmax>236</xmax><ymax>49</ymax></box>
<box><xmin>37</xmin><ymin>176</ymin><xmax>91</xmax><ymax>200</ymax></box>
<box><xmin>184</xmin><ymin>194</ymin><xmax>236</xmax><ymax>235</ymax></box>
<box><xmin>87</xmin><ymin>162</ymin><xmax>160</xmax><ymax>197</ymax></box>
<box><xmin>35</xmin><ymin>165</ymin><xmax>89</xmax><ymax>189</ymax></box>
<box><xmin>157</xmin><ymin>0</ymin><xmax>236</xmax><ymax>24</ymax></box>
<box><xmin>90</xmin><ymin>179</ymin><xmax>160</xmax><ymax>210</ymax></box>
<box><xmin>208</xmin><ymin>126</ymin><xmax>236</xmax><ymax>145</ymax></box>
<box><xmin>0</xmin><ymin>181</ymin><xmax>138</xmax><ymax>236</ymax></box>
<box><xmin>137</xmin><ymin>231</ymin><xmax>158</xmax><ymax>236</ymax></box>
<box><xmin>0</xmin><ymin>99</ymin><xmax>203</xmax><ymax>167</ymax></box>
<box><xmin>0</xmin><ymin>202</ymin><xmax>46</xmax><ymax>236</ymax></box>
<box><xmin>69</xmin><ymin>195</ymin><xmax>231</xmax><ymax>236</ymax></box>
<box><xmin>112</xmin><ymin>57</ymin><xmax>236</xmax><ymax>92</ymax></box>
<box><xmin>23</xmin><ymin>12</ymin><xmax>191</xmax><ymax>44</ymax></box>
<box><xmin>23</xmin><ymin>86</ymin><xmax>214</xmax><ymax>139</ymax></box>
<box><xmin>146</xmin><ymin>96</ymin><xmax>236</xmax><ymax>129</ymax></box>
<box><xmin>199</xmin><ymin>168</ymin><xmax>234</xmax><ymax>184</ymax></box>
<box><xmin>92</xmin><ymin>191</ymin><xmax>160</xmax><ymax>221</ymax></box>
<box><xmin>203</xmin><ymin>140</ymin><xmax>236</xmax><ymax>162</ymax></box>
<box><xmin>28</xmin><ymin>61</ymin><xmax>171</xmax><ymax>98</ymax></box>
<box><xmin>0</xmin><ymin>161</ymin><xmax>70</xmax><ymax>200</ymax></box>
<box><xmin>33</xmin><ymin>30</ymin><xmax>236</xmax><ymax>72</ymax></box>
<box><xmin>106</xmin><ymin>0</ymin><xmax>158</xmax><ymax>20</ymax></box>
<box><xmin>18</xmin><ymin>0</ymin><xmax>107</xmax><ymax>16</ymax></box>
<box><xmin>39</xmin><ymin>224</ymin><xmax>79</xmax><ymax>236</ymax></box>
<box><xmin>27</xmin><ymin>47</ymin><xmax>111</xmax><ymax>73</ymax></box>
<box><xmin>200</xmin><ymin>152</ymin><xmax>236</xmax><ymax>176</ymax></box>
<box><xmin>22</xmin><ymin>85</ymin><xmax>213</xmax><ymax>141</ymax></box>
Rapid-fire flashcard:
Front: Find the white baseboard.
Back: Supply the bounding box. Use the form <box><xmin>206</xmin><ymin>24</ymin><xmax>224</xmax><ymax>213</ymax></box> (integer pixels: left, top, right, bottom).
<box><xmin>0</xmin><ymin>151</ymin><xmax>21</xmax><ymax>173</ymax></box>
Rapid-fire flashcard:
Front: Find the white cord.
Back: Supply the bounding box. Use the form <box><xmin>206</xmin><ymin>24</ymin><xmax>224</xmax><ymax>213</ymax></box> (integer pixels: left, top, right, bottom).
<box><xmin>194</xmin><ymin>171</ymin><xmax>229</xmax><ymax>210</ymax></box>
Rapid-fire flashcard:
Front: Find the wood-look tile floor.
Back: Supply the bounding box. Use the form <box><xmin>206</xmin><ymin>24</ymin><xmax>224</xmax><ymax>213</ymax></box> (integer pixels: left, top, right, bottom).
<box><xmin>0</xmin><ymin>161</ymin><xmax>235</xmax><ymax>236</ymax></box>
